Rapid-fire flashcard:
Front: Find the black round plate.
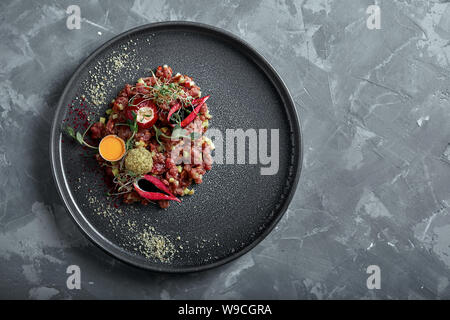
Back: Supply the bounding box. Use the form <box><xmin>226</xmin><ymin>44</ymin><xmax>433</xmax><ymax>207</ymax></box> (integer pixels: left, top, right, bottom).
<box><xmin>50</xmin><ymin>22</ymin><xmax>302</xmax><ymax>272</ymax></box>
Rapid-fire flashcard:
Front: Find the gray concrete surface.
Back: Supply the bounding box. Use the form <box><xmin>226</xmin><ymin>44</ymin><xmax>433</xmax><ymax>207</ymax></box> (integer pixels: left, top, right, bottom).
<box><xmin>1</xmin><ymin>0</ymin><xmax>450</xmax><ymax>299</ymax></box>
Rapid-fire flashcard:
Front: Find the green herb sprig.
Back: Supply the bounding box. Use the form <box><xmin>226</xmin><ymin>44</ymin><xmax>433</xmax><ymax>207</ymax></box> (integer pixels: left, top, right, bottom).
<box><xmin>65</xmin><ymin>124</ymin><xmax>98</xmax><ymax>149</ymax></box>
<box><xmin>125</xmin><ymin>111</ymin><xmax>138</xmax><ymax>150</ymax></box>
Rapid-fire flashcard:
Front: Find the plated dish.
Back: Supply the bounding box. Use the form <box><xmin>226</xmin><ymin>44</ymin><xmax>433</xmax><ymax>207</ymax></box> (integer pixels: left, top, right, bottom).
<box><xmin>50</xmin><ymin>22</ymin><xmax>302</xmax><ymax>272</ymax></box>
<box><xmin>65</xmin><ymin>65</ymin><xmax>213</xmax><ymax>208</ymax></box>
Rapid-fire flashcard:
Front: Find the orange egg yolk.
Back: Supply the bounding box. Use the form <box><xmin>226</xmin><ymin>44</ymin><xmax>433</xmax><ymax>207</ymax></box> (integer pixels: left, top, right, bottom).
<box><xmin>99</xmin><ymin>135</ymin><xmax>125</xmax><ymax>161</ymax></box>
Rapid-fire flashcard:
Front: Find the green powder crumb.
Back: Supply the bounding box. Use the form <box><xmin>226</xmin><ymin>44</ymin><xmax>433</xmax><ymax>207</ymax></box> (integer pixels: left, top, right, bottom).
<box><xmin>136</xmin><ymin>227</ymin><xmax>176</xmax><ymax>263</ymax></box>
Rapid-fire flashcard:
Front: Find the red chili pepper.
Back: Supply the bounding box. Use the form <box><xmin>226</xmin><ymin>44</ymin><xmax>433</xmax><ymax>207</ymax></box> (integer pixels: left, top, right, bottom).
<box><xmin>167</xmin><ymin>102</ymin><xmax>181</xmax><ymax>123</ymax></box>
<box><xmin>180</xmin><ymin>95</ymin><xmax>210</xmax><ymax>128</ymax></box>
<box><xmin>126</xmin><ymin>97</ymin><xmax>158</xmax><ymax>129</ymax></box>
<box><xmin>133</xmin><ymin>175</ymin><xmax>181</xmax><ymax>203</ymax></box>
<box><xmin>134</xmin><ymin>188</ymin><xmax>181</xmax><ymax>202</ymax></box>
<box><xmin>141</xmin><ymin>175</ymin><xmax>176</xmax><ymax>197</ymax></box>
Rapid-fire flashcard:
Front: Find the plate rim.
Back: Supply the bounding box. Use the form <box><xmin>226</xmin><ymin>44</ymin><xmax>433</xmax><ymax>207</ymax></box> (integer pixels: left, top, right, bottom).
<box><xmin>50</xmin><ymin>21</ymin><xmax>303</xmax><ymax>273</ymax></box>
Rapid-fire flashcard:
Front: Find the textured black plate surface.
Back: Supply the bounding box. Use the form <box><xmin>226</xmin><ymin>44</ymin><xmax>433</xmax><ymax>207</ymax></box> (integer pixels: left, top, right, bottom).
<box><xmin>50</xmin><ymin>22</ymin><xmax>302</xmax><ymax>272</ymax></box>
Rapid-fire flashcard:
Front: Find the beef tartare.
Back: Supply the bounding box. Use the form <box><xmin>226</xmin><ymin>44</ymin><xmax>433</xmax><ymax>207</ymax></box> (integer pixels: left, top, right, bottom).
<box><xmin>66</xmin><ymin>65</ymin><xmax>213</xmax><ymax>208</ymax></box>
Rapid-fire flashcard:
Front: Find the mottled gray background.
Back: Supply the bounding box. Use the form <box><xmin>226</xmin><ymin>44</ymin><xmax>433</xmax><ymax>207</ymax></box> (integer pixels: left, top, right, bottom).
<box><xmin>1</xmin><ymin>0</ymin><xmax>450</xmax><ymax>300</ymax></box>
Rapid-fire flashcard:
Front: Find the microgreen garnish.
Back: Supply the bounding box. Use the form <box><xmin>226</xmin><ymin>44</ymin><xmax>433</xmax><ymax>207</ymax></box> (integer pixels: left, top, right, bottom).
<box><xmin>107</xmin><ymin>170</ymin><xmax>140</xmax><ymax>196</ymax></box>
<box><xmin>132</xmin><ymin>71</ymin><xmax>194</xmax><ymax>108</ymax></box>
<box><xmin>169</xmin><ymin>111</ymin><xmax>182</xmax><ymax>124</ymax></box>
<box><xmin>125</xmin><ymin>111</ymin><xmax>138</xmax><ymax>150</ymax></box>
<box><xmin>153</xmin><ymin>125</ymin><xmax>165</xmax><ymax>149</ymax></box>
<box><xmin>127</xmin><ymin>111</ymin><xmax>138</xmax><ymax>133</ymax></box>
<box><xmin>65</xmin><ymin>124</ymin><xmax>98</xmax><ymax>149</ymax></box>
